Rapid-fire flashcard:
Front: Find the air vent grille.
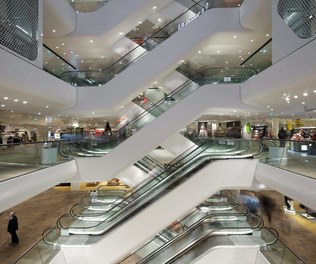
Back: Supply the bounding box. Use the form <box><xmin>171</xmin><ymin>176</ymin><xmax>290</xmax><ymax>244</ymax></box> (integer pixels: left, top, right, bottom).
<box><xmin>0</xmin><ymin>0</ymin><xmax>39</xmax><ymax>60</ymax></box>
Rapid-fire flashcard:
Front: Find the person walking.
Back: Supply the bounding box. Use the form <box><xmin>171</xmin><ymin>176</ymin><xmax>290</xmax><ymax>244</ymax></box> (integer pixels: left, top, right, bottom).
<box><xmin>7</xmin><ymin>212</ymin><xmax>19</xmax><ymax>245</ymax></box>
<box><xmin>278</xmin><ymin>127</ymin><xmax>288</xmax><ymax>147</ymax></box>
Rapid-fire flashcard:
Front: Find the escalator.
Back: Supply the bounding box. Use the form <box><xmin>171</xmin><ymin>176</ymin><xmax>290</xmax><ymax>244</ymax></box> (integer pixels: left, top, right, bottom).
<box><xmin>121</xmin><ymin>213</ymin><xmax>264</xmax><ymax>263</ymax></box>
<box><xmin>57</xmin><ymin>139</ymin><xmax>257</xmax><ymax>233</ymax></box>
<box><xmin>42</xmin><ymin>139</ymin><xmax>260</xmax><ymax>247</ymax></box>
<box><xmin>63</xmin><ymin>6</ymin><xmax>251</xmax><ymax>115</ymax></box>
<box><xmin>59</xmin><ymin>0</ymin><xmax>230</xmax><ymax>86</ymax></box>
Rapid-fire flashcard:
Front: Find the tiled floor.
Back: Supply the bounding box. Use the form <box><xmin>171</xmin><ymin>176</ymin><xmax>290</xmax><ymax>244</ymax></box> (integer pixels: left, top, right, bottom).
<box><xmin>0</xmin><ymin>188</ymin><xmax>315</xmax><ymax>264</ymax></box>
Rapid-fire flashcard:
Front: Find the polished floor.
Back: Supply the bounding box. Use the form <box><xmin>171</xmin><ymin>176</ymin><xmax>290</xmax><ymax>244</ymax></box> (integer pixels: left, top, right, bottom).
<box><xmin>0</xmin><ymin>188</ymin><xmax>315</xmax><ymax>264</ymax></box>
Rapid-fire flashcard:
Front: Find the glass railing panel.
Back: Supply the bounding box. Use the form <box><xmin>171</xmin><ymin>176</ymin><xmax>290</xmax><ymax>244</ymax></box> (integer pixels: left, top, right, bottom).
<box><xmin>52</xmin><ymin>139</ymin><xmax>259</xmax><ymax>236</ymax></box>
<box><xmin>43</xmin><ymin>45</ymin><xmax>76</xmax><ymax>79</ymax></box>
<box><xmin>259</xmin><ymin>139</ymin><xmax>316</xmax><ymax>180</ymax></box>
<box><xmin>260</xmin><ymin>228</ymin><xmax>305</xmax><ymax>264</ymax></box>
<box><xmin>241</xmin><ymin>39</ymin><xmax>272</xmax><ymax>74</ymax></box>
<box><xmin>0</xmin><ymin>141</ymin><xmax>71</xmax><ymax>182</ymax></box>
<box><xmin>14</xmin><ymin>236</ymin><xmax>60</xmax><ymax>264</ymax></box>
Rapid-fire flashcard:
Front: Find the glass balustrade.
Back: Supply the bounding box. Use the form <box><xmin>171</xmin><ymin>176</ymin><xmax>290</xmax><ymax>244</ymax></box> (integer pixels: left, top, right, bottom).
<box><xmin>260</xmin><ymin>228</ymin><xmax>305</xmax><ymax>264</ymax></box>
<box><xmin>259</xmin><ymin>139</ymin><xmax>316</xmax><ymax>180</ymax></box>
<box><xmin>0</xmin><ymin>141</ymin><xmax>71</xmax><ymax>182</ymax></box>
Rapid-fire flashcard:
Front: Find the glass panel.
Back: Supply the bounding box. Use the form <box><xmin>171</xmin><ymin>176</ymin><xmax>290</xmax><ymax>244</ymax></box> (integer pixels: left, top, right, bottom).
<box><xmin>0</xmin><ymin>141</ymin><xmax>72</xmax><ymax>182</ymax></box>
<box><xmin>43</xmin><ymin>45</ymin><xmax>76</xmax><ymax>78</ymax></box>
<box><xmin>260</xmin><ymin>228</ymin><xmax>305</xmax><ymax>264</ymax></box>
<box><xmin>15</xmin><ymin>233</ymin><xmax>61</xmax><ymax>264</ymax></box>
<box><xmin>242</xmin><ymin>39</ymin><xmax>272</xmax><ymax>74</ymax></box>
<box><xmin>259</xmin><ymin>139</ymin><xmax>316</xmax><ymax>180</ymax></box>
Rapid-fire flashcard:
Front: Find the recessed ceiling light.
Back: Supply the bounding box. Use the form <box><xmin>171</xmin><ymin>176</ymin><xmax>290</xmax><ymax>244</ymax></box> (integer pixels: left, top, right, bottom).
<box><xmin>14</xmin><ymin>99</ymin><xmax>18</xmax><ymax>102</ymax></box>
<box><xmin>23</xmin><ymin>101</ymin><xmax>27</xmax><ymax>104</ymax></box>
<box><xmin>285</xmin><ymin>97</ymin><xmax>290</xmax><ymax>101</ymax></box>
<box><xmin>303</xmin><ymin>92</ymin><xmax>308</xmax><ymax>96</ymax></box>
<box><xmin>313</xmin><ymin>89</ymin><xmax>316</xmax><ymax>93</ymax></box>
<box><xmin>89</xmin><ymin>40</ymin><xmax>94</xmax><ymax>43</ymax></box>
<box><xmin>3</xmin><ymin>97</ymin><xmax>8</xmax><ymax>100</ymax></box>
<box><xmin>302</xmin><ymin>102</ymin><xmax>306</xmax><ymax>104</ymax></box>
<box><xmin>38</xmin><ymin>112</ymin><xmax>41</xmax><ymax>115</ymax></box>
<box><xmin>233</xmin><ymin>35</ymin><xmax>237</xmax><ymax>38</ymax></box>
<box><xmin>266</xmin><ymin>33</ymin><xmax>269</xmax><ymax>37</ymax></box>
<box><xmin>1</xmin><ymin>104</ymin><xmax>5</xmax><ymax>107</ymax></box>
<box><xmin>217</xmin><ymin>50</ymin><xmax>220</xmax><ymax>54</ymax></box>
<box><xmin>119</xmin><ymin>32</ymin><xmax>124</xmax><ymax>35</ymax></box>
<box><xmin>294</xmin><ymin>95</ymin><xmax>298</xmax><ymax>98</ymax></box>
<box><xmin>153</xmin><ymin>6</ymin><xmax>157</xmax><ymax>10</ymax></box>
<box><xmin>46</xmin><ymin>105</ymin><xmax>49</xmax><ymax>108</ymax></box>
<box><xmin>52</xmin><ymin>29</ymin><xmax>56</xmax><ymax>33</ymax></box>
<box><xmin>198</xmin><ymin>50</ymin><xmax>202</xmax><ymax>54</ymax></box>
<box><xmin>92</xmin><ymin>112</ymin><xmax>95</xmax><ymax>115</ymax></box>
<box><xmin>250</xmin><ymin>39</ymin><xmax>254</xmax><ymax>42</ymax></box>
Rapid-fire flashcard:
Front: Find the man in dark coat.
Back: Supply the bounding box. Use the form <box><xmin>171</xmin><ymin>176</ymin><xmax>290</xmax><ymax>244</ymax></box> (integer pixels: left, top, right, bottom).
<box><xmin>7</xmin><ymin>212</ymin><xmax>19</xmax><ymax>245</ymax></box>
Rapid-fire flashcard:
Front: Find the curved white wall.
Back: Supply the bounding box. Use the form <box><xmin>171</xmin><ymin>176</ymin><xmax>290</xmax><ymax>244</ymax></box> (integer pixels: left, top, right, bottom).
<box><xmin>0</xmin><ymin>161</ymin><xmax>77</xmax><ymax>213</ymax></box>
<box><xmin>240</xmin><ymin>0</ymin><xmax>272</xmax><ymax>32</ymax></box>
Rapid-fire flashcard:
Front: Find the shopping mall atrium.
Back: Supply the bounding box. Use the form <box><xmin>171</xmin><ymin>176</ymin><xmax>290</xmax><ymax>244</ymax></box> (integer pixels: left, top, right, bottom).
<box><xmin>0</xmin><ymin>0</ymin><xmax>316</xmax><ymax>263</ymax></box>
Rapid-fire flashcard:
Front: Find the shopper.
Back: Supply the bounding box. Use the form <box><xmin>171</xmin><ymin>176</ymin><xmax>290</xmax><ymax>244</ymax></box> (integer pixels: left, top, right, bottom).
<box><xmin>278</xmin><ymin>127</ymin><xmax>288</xmax><ymax>147</ymax></box>
<box><xmin>258</xmin><ymin>193</ymin><xmax>277</xmax><ymax>224</ymax></box>
<box><xmin>7</xmin><ymin>212</ymin><xmax>19</xmax><ymax>245</ymax></box>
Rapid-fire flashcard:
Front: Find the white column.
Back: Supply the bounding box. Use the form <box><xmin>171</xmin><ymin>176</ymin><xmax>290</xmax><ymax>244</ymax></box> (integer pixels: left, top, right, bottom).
<box><xmin>271</xmin><ymin>118</ymin><xmax>279</xmax><ymax>138</ymax></box>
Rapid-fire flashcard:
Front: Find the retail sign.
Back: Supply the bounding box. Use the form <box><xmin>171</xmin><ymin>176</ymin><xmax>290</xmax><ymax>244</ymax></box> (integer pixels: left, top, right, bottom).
<box><xmin>178</xmin><ymin>3</ymin><xmax>209</xmax><ymax>31</ymax></box>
